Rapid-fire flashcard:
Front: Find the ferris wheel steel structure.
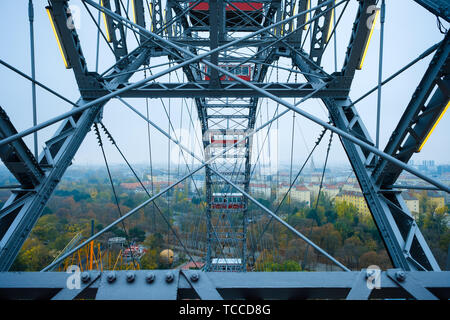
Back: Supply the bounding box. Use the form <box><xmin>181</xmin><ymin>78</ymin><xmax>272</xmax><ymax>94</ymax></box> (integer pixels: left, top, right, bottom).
<box><xmin>0</xmin><ymin>0</ymin><xmax>449</xmax><ymax>299</ymax></box>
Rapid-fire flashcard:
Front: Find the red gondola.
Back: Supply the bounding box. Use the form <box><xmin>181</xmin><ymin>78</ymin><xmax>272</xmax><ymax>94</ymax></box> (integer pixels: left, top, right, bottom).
<box><xmin>204</xmin><ymin>64</ymin><xmax>252</xmax><ymax>81</ymax></box>
<box><xmin>210</xmin><ymin>134</ymin><xmax>245</xmax><ymax>146</ymax></box>
<box><xmin>189</xmin><ymin>2</ymin><xmax>264</xmax><ymax>27</ymax></box>
<box><xmin>211</xmin><ymin>193</ymin><xmax>246</xmax><ymax>210</ymax></box>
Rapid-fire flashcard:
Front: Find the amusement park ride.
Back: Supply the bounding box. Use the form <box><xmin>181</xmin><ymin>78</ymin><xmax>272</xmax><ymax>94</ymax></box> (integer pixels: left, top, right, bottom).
<box><xmin>0</xmin><ymin>0</ymin><xmax>449</xmax><ymax>300</ymax></box>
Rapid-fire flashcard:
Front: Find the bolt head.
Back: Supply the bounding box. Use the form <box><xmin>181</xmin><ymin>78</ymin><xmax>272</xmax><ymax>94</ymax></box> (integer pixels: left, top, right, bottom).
<box><xmin>81</xmin><ymin>272</ymin><xmax>90</xmax><ymax>283</ymax></box>
<box><xmin>365</xmin><ymin>269</ymin><xmax>375</xmax><ymax>279</ymax></box>
<box><xmin>165</xmin><ymin>272</ymin><xmax>174</xmax><ymax>283</ymax></box>
<box><xmin>396</xmin><ymin>271</ymin><xmax>406</xmax><ymax>282</ymax></box>
<box><xmin>107</xmin><ymin>271</ymin><xmax>116</xmax><ymax>283</ymax></box>
<box><xmin>145</xmin><ymin>272</ymin><xmax>155</xmax><ymax>283</ymax></box>
<box><xmin>126</xmin><ymin>271</ymin><xmax>135</xmax><ymax>283</ymax></box>
<box><xmin>190</xmin><ymin>273</ymin><xmax>199</xmax><ymax>282</ymax></box>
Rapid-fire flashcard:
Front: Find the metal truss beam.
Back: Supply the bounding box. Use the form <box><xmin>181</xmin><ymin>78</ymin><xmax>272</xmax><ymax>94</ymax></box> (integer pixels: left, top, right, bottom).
<box><xmin>83</xmin><ymin>81</ymin><xmax>349</xmax><ymax>98</ymax></box>
<box><xmin>330</xmin><ymin>102</ymin><xmax>440</xmax><ymax>271</ymax></box>
<box><xmin>309</xmin><ymin>0</ymin><xmax>337</xmax><ymax>65</ymax></box>
<box><xmin>99</xmin><ymin>0</ymin><xmax>129</xmax><ymax>60</ymax></box>
<box><xmin>206</xmin><ymin>114</ymin><xmax>250</xmax><ymax>119</ymax></box>
<box><xmin>341</xmin><ymin>0</ymin><xmax>377</xmax><ymax>79</ymax></box>
<box><xmin>208</xmin><ymin>0</ymin><xmax>224</xmax><ymax>88</ymax></box>
<box><xmin>0</xmin><ymin>270</ymin><xmax>448</xmax><ymax>300</ymax></box>
<box><xmin>373</xmin><ymin>34</ymin><xmax>450</xmax><ymax>186</ymax></box>
<box><xmin>152</xmin><ymin>39</ymin><xmax>293</xmax><ymax>47</ymax></box>
<box><xmin>0</xmin><ymin>1</ymin><xmax>151</xmax><ymax>270</ymax></box>
<box><xmin>150</xmin><ymin>0</ymin><xmax>163</xmax><ymax>33</ymax></box>
<box><xmin>0</xmin><ymin>100</ymin><xmax>104</xmax><ymax>271</ymax></box>
<box><xmin>48</xmin><ymin>0</ymin><xmax>101</xmax><ymax>91</ymax></box>
<box><xmin>132</xmin><ymin>0</ymin><xmax>146</xmax><ymax>43</ymax></box>
<box><xmin>280</xmin><ymin>0</ymin><xmax>296</xmax><ymax>36</ymax></box>
<box><xmin>203</xmin><ymin>104</ymin><xmax>251</xmax><ymax>108</ymax></box>
<box><xmin>292</xmin><ymin>50</ymin><xmax>441</xmax><ymax>271</ymax></box>
<box><xmin>0</xmin><ymin>107</ymin><xmax>44</xmax><ymax>189</ymax></box>
<box><xmin>413</xmin><ymin>0</ymin><xmax>450</xmax><ymax>22</ymax></box>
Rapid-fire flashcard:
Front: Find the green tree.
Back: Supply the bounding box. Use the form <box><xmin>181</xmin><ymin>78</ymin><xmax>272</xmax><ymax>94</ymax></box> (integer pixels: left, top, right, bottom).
<box><xmin>129</xmin><ymin>227</ymin><xmax>146</xmax><ymax>242</ymax></box>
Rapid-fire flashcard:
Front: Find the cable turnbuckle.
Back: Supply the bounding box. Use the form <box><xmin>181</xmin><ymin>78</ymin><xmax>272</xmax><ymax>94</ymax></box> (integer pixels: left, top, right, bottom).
<box><xmin>93</xmin><ymin>123</ymin><xmax>103</xmax><ymax>147</ymax></box>
<box><xmin>100</xmin><ymin>122</ymin><xmax>116</xmax><ymax>145</ymax></box>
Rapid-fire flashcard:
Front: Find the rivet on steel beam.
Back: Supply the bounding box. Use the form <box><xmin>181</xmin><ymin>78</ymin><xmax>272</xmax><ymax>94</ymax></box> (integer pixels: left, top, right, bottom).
<box><xmin>81</xmin><ymin>272</ymin><xmax>90</xmax><ymax>283</ymax></box>
<box><xmin>190</xmin><ymin>272</ymin><xmax>200</xmax><ymax>282</ymax></box>
<box><xmin>165</xmin><ymin>272</ymin><xmax>174</xmax><ymax>283</ymax></box>
<box><xmin>107</xmin><ymin>271</ymin><xmax>116</xmax><ymax>283</ymax></box>
<box><xmin>145</xmin><ymin>272</ymin><xmax>155</xmax><ymax>283</ymax></box>
<box><xmin>126</xmin><ymin>271</ymin><xmax>135</xmax><ymax>283</ymax></box>
<box><xmin>395</xmin><ymin>270</ymin><xmax>406</xmax><ymax>282</ymax></box>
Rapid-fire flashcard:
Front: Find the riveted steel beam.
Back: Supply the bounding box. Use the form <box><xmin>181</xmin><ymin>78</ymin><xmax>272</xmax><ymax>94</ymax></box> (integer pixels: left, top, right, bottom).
<box><xmin>373</xmin><ymin>34</ymin><xmax>450</xmax><ymax>186</ymax></box>
<box><xmin>413</xmin><ymin>0</ymin><xmax>450</xmax><ymax>22</ymax></box>
<box><xmin>83</xmin><ymin>82</ymin><xmax>348</xmax><ymax>98</ymax></box>
<box><xmin>1</xmin><ymin>270</ymin><xmax>449</xmax><ymax>300</ymax></box>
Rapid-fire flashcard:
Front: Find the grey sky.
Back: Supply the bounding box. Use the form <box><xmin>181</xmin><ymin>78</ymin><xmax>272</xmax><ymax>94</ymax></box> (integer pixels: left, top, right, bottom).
<box><xmin>0</xmin><ymin>0</ymin><xmax>448</xmax><ymax>172</ymax></box>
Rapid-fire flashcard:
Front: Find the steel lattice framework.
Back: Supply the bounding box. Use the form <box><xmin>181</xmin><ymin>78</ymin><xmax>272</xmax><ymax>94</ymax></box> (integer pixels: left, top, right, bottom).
<box><xmin>0</xmin><ymin>0</ymin><xmax>449</xmax><ymax>299</ymax></box>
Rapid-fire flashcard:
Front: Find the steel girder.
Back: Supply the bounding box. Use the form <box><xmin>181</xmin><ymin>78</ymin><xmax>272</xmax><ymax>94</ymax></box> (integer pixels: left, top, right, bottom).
<box><xmin>0</xmin><ymin>107</ymin><xmax>44</xmax><ymax>189</ymax></box>
<box><xmin>0</xmin><ymin>270</ymin><xmax>448</xmax><ymax>300</ymax></box>
<box><xmin>208</xmin><ymin>0</ymin><xmax>224</xmax><ymax>88</ymax></box>
<box><xmin>342</xmin><ymin>0</ymin><xmax>377</xmax><ymax>80</ymax></box>
<box><xmin>309</xmin><ymin>0</ymin><xmax>337</xmax><ymax>65</ymax></box>
<box><xmin>132</xmin><ymin>0</ymin><xmax>147</xmax><ymax>43</ymax></box>
<box><xmin>292</xmin><ymin>39</ymin><xmax>442</xmax><ymax>271</ymax></box>
<box><xmin>100</xmin><ymin>0</ymin><xmax>129</xmax><ymax>60</ymax></box>
<box><xmin>0</xmin><ymin>0</ymin><xmax>151</xmax><ymax>271</ymax></box>
<box><xmin>82</xmin><ymin>81</ymin><xmax>349</xmax><ymax>98</ymax></box>
<box><xmin>0</xmin><ymin>100</ymin><xmax>104</xmax><ymax>271</ymax></box>
<box><xmin>372</xmin><ymin>33</ymin><xmax>450</xmax><ymax>186</ymax></box>
<box><xmin>46</xmin><ymin>0</ymin><xmax>101</xmax><ymax>90</ymax></box>
<box><xmin>280</xmin><ymin>0</ymin><xmax>296</xmax><ymax>36</ymax></box>
<box><xmin>413</xmin><ymin>0</ymin><xmax>450</xmax><ymax>23</ymax></box>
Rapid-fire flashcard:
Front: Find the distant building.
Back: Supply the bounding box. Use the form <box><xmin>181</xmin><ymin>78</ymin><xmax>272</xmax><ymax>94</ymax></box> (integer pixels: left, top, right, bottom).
<box><xmin>306</xmin><ymin>183</ymin><xmax>320</xmax><ymax>198</ymax></box>
<box><xmin>291</xmin><ymin>185</ymin><xmax>311</xmax><ymax>207</ymax></box>
<box><xmin>341</xmin><ymin>183</ymin><xmax>361</xmax><ymax>193</ymax></box>
<box><xmin>437</xmin><ymin>165</ymin><xmax>450</xmax><ymax>175</ymax></box>
<box><xmin>120</xmin><ymin>181</ymin><xmax>184</xmax><ymax>192</ymax></box>
<box><xmin>322</xmin><ymin>184</ymin><xmax>340</xmax><ymax>199</ymax></box>
<box><xmin>335</xmin><ymin>190</ymin><xmax>370</xmax><ymax>216</ymax></box>
<box><xmin>423</xmin><ymin>160</ymin><xmax>435</xmax><ymax>167</ymax></box>
<box><xmin>305</xmin><ymin>172</ymin><xmax>324</xmax><ymax>183</ymax></box>
<box><xmin>402</xmin><ymin>192</ymin><xmax>419</xmax><ymax>214</ymax></box>
<box><xmin>250</xmin><ymin>183</ymin><xmax>271</xmax><ymax>198</ymax></box>
<box><xmin>277</xmin><ymin>183</ymin><xmax>311</xmax><ymax>207</ymax></box>
<box><xmin>426</xmin><ymin>191</ymin><xmax>445</xmax><ymax>210</ymax></box>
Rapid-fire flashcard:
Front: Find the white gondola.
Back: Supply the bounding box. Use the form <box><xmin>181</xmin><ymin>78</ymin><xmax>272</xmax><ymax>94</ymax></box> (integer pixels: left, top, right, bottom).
<box><xmin>210</xmin><ymin>258</ymin><xmax>242</xmax><ymax>272</ymax></box>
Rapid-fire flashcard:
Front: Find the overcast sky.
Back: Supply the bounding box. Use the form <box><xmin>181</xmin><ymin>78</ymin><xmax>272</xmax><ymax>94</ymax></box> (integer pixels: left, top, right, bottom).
<box><xmin>0</xmin><ymin>1</ymin><xmax>448</xmax><ymax>173</ymax></box>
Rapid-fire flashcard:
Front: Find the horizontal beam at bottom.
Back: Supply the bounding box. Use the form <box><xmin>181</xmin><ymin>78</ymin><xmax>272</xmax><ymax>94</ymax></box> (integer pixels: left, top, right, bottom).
<box><xmin>0</xmin><ymin>270</ymin><xmax>448</xmax><ymax>300</ymax></box>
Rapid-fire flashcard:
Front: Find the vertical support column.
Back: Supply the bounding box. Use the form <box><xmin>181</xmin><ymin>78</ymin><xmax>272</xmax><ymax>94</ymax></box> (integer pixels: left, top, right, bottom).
<box><xmin>28</xmin><ymin>0</ymin><xmax>38</xmax><ymax>159</ymax></box>
<box><xmin>292</xmin><ymin>51</ymin><xmax>440</xmax><ymax>271</ymax></box>
<box><xmin>131</xmin><ymin>0</ymin><xmax>146</xmax><ymax>43</ymax></box>
<box><xmin>208</xmin><ymin>0</ymin><xmax>224</xmax><ymax>88</ymax></box>
<box><xmin>309</xmin><ymin>0</ymin><xmax>335</xmax><ymax>64</ymax></box>
<box><xmin>151</xmin><ymin>0</ymin><xmax>163</xmax><ymax>33</ymax></box>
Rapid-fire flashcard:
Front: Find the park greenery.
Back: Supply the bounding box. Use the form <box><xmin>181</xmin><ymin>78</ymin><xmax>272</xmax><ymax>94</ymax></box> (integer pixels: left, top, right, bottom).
<box><xmin>0</xmin><ymin>167</ymin><xmax>447</xmax><ymax>272</ymax></box>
